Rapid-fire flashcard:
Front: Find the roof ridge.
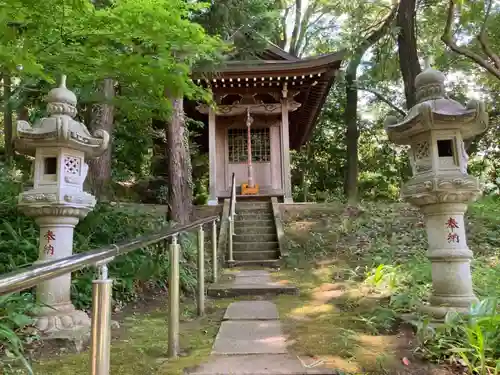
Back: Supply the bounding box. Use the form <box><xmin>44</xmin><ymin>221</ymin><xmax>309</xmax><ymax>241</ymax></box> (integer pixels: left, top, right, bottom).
<box><xmin>228</xmin><ymin>26</ymin><xmax>299</xmax><ymax>61</ymax></box>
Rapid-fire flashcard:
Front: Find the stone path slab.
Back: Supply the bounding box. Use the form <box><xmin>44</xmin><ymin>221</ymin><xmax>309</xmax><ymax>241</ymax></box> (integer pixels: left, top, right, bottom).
<box><xmin>223</xmin><ymin>301</ymin><xmax>278</xmax><ymax>320</ymax></box>
<box><xmin>186</xmin><ymin>354</ymin><xmax>337</xmax><ymax>375</ymax></box>
<box><xmin>212</xmin><ymin>320</ymin><xmax>286</xmax><ymax>355</ymax></box>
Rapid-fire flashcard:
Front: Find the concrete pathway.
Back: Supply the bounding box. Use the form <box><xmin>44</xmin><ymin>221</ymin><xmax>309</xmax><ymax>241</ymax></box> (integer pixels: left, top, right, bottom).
<box><xmin>207</xmin><ymin>269</ymin><xmax>298</xmax><ymax>297</ymax></box>
<box><xmin>187</xmin><ymin>271</ymin><xmax>336</xmax><ymax>375</ymax></box>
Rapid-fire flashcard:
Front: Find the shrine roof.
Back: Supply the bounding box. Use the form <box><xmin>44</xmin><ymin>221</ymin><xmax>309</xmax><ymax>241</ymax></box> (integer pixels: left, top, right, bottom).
<box><xmin>190</xmin><ymin>49</ymin><xmax>345</xmax><ymax>149</ymax></box>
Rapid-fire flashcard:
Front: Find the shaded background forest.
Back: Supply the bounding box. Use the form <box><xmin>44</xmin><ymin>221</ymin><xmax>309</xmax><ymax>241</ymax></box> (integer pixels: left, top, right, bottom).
<box><xmin>0</xmin><ymin>1</ymin><xmax>499</xmax><ymax>373</ymax></box>
<box><xmin>1</xmin><ymin>0</ymin><xmax>499</xmax><ymax>213</ymax></box>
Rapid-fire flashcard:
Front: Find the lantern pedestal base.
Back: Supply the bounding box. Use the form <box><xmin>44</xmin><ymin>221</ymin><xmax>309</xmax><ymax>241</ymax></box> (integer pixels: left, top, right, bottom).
<box><xmin>34</xmin><ymin>302</ymin><xmax>91</xmax><ymax>348</ymax></box>
<box><xmin>35</xmin><ymin>302</ymin><xmax>90</xmax><ymax>331</ymax></box>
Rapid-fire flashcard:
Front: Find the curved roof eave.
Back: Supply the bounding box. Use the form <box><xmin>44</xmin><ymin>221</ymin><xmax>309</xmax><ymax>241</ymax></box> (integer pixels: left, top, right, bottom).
<box><xmin>194</xmin><ymin>50</ymin><xmax>346</xmax><ymax>76</ymax></box>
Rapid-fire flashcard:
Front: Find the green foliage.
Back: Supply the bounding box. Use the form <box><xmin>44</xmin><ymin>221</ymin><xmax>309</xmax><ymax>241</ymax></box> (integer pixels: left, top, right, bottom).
<box><xmin>291</xmin><ymin>84</ymin><xmax>412</xmax><ymax>203</ymax></box>
<box><xmin>0</xmin><ymin>166</ymin><xmax>38</xmax><ymax>275</ymax></box>
<box><xmin>194</xmin><ymin>0</ymin><xmax>281</xmax><ymax>58</ymax></box>
<box><xmin>414</xmin><ymin>299</ymin><xmax>500</xmax><ymax>374</ymax></box>
<box><xmin>0</xmin><ymin>293</ymin><xmax>37</xmax><ymax>375</ymax></box>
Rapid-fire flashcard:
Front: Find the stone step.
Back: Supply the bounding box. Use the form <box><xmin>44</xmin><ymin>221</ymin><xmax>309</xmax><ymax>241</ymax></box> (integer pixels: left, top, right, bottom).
<box><xmin>236</xmin><ymin>212</ymin><xmax>274</xmax><ymax>220</ymax></box>
<box><xmin>233</xmin><ymin>250</ymin><xmax>279</xmax><ymax>261</ymax></box>
<box><xmin>208</xmin><ymin>280</ymin><xmax>296</xmax><ymax>297</ymax></box>
<box><xmin>228</xmin><ymin>259</ymin><xmax>281</xmax><ymax>268</ymax></box>
<box><xmin>234</xmin><ymin>226</ymin><xmax>276</xmax><ymax>235</ymax></box>
<box><xmin>233</xmin><ymin>242</ymin><xmax>279</xmax><ymax>251</ymax></box>
<box><xmin>207</xmin><ymin>270</ymin><xmax>297</xmax><ymax>298</ymax></box>
<box><xmin>234</xmin><ymin>234</ymin><xmax>277</xmax><ymax>242</ymax></box>
<box><xmin>235</xmin><ymin>203</ymin><xmax>272</xmax><ymax>211</ymax></box>
<box><xmin>234</xmin><ymin>219</ymin><xmax>275</xmax><ymax>227</ymax></box>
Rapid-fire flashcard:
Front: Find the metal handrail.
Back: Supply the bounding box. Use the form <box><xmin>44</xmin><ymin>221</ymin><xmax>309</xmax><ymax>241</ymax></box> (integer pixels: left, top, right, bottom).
<box><xmin>0</xmin><ymin>214</ymin><xmax>219</xmax><ymax>375</ymax></box>
<box><xmin>0</xmin><ymin>216</ymin><xmax>217</xmax><ymax>295</ymax></box>
<box><xmin>227</xmin><ymin>173</ymin><xmax>236</xmax><ymax>263</ymax></box>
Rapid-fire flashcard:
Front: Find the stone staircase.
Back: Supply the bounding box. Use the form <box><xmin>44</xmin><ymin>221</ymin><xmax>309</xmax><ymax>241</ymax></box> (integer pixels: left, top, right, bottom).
<box><xmin>232</xmin><ymin>200</ymin><xmax>280</xmax><ymax>267</ymax></box>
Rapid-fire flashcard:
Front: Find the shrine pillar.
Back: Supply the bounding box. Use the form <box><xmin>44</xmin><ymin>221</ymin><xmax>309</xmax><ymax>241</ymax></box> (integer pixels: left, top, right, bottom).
<box><xmin>281</xmin><ymin>85</ymin><xmax>293</xmax><ymax>203</ymax></box>
<box><xmin>384</xmin><ymin>65</ymin><xmax>488</xmax><ymax>320</ymax></box>
<box><xmin>208</xmin><ymin>106</ymin><xmax>218</xmax><ymax>205</ymax></box>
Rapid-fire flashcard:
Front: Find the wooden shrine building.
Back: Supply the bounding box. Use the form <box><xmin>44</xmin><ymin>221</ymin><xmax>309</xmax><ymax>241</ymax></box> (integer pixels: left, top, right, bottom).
<box><xmin>187</xmin><ymin>44</ymin><xmax>344</xmax><ymax>204</ymax></box>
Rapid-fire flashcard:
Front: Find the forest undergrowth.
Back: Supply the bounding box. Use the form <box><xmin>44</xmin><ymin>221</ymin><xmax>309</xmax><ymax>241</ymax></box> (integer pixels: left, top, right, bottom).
<box><xmin>275</xmin><ymin>197</ymin><xmax>500</xmax><ymax>375</ymax></box>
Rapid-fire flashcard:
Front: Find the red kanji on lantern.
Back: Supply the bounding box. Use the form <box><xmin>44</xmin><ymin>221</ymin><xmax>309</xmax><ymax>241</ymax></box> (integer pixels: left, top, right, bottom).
<box><xmin>445</xmin><ymin>217</ymin><xmax>459</xmax><ymax>230</ymax></box>
<box><xmin>44</xmin><ymin>243</ymin><xmax>54</xmax><ymax>255</ymax></box>
<box><xmin>44</xmin><ymin>230</ymin><xmax>56</xmax><ymax>241</ymax></box>
<box><xmin>447</xmin><ymin>232</ymin><xmax>460</xmax><ymax>243</ymax></box>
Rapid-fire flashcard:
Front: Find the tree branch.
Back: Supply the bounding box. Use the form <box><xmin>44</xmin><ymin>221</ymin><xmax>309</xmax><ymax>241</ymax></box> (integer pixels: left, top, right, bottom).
<box><xmin>477</xmin><ymin>0</ymin><xmax>500</xmax><ymax>70</ymax></box>
<box><xmin>289</xmin><ymin>0</ymin><xmax>303</xmax><ymax>56</ymax></box>
<box><xmin>359</xmin><ymin>87</ymin><xmax>407</xmax><ymax>116</ymax></box>
<box><xmin>279</xmin><ymin>2</ymin><xmax>291</xmax><ymax>49</ymax></box>
<box><xmin>441</xmin><ymin>0</ymin><xmax>500</xmax><ymax>80</ymax></box>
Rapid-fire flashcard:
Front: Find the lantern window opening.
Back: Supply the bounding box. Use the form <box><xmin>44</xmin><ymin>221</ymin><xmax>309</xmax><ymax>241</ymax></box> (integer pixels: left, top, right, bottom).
<box><xmin>437</xmin><ymin>139</ymin><xmax>454</xmax><ymax>158</ymax></box>
<box><xmin>44</xmin><ymin>157</ymin><xmax>57</xmax><ymax>175</ymax></box>
<box><xmin>437</xmin><ymin>138</ymin><xmax>459</xmax><ymax>167</ymax></box>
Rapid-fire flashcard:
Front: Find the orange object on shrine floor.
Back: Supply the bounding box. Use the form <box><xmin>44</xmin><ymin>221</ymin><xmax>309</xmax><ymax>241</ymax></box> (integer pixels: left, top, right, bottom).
<box><xmin>241</xmin><ymin>183</ymin><xmax>259</xmax><ymax>195</ymax></box>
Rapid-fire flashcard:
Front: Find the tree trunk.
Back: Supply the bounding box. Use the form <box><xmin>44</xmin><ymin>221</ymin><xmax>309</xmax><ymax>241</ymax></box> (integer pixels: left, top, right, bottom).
<box><xmin>166</xmin><ymin>96</ymin><xmax>193</xmax><ymax>225</ymax></box>
<box><xmin>151</xmin><ymin>118</ymin><xmax>168</xmax><ymax>178</ymax></box>
<box><xmin>396</xmin><ymin>0</ymin><xmax>421</xmax><ymax>109</ymax></box>
<box><xmin>2</xmin><ymin>72</ymin><xmax>14</xmax><ymax>165</ymax></box>
<box><xmin>343</xmin><ymin>2</ymin><xmax>399</xmax><ymax>204</ymax></box>
<box><xmin>87</xmin><ymin>79</ymin><xmax>115</xmax><ymax>201</ymax></box>
<box><xmin>345</xmin><ymin>69</ymin><xmax>359</xmax><ymax>205</ymax></box>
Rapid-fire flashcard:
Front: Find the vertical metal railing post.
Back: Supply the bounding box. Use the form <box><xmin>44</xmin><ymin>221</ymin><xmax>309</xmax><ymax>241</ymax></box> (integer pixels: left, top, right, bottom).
<box><xmin>90</xmin><ymin>263</ymin><xmax>113</xmax><ymax>375</ymax></box>
<box><xmin>211</xmin><ymin>220</ymin><xmax>218</xmax><ymax>283</ymax></box>
<box><xmin>168</xmin><ymin>234</ymin><xmax>180</xmax><ymax>358</ymax></box>
<box><xmin>197</xmin><ymin>225</ymin><xmax>205</xmax><ymax>316</ymax></box>
<box><xmin>228</xmin><ymin>217</ymin><xmax>234</xmax><ymax>262</ymax></box>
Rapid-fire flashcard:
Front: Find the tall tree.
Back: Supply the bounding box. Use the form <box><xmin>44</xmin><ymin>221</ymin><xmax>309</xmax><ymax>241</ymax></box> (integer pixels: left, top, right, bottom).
<box><xmin>87</xmin><ymin>78</ymin><xmax>115</xmax><ymax>200</ymax></box>
<box><xmin>1</xmin><ymin>72</ymin><xmax>13</xmax><ymax>164</ymax></box>
<box><xmin>396</xmin><ymin>0</ymin><xmax>422</xmax><ymax>108</ymax></box>
<box><xmin>276</xmin><ymin>0</ymin><xmax>338</xmax><ymax>57</ymax></box>
<box><xmin>195</xmin><ymin>0</ymin><xmax>280</xmax><ymax>59</ymax></box>
<box><xmin>166</xmin><ymin>94</ymin><xmax>192</xmax><ymax>224</ymax></box>
<box><xmin>344</xmin><ymin>1</ymin><xmax>399</xmax><ymax>204</ymax></box>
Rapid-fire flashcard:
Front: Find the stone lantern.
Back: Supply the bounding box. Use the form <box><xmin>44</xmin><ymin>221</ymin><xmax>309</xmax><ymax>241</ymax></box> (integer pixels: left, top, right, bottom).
<box><xmin>384</xmin><ymin>66</ymin><xmax>488</xmax><ymax>319</ymax></box>
<box><xmin>14</xmin><ymin>75</ymin><xmax>110</xmax><ymax>336</ymax></box>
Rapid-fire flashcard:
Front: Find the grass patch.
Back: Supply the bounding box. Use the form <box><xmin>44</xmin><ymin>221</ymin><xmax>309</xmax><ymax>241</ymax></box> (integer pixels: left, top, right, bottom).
<box><xmin>33</xmin><ymin>296</ymin><xmax>233</xmax><ymax>375</ymax></box>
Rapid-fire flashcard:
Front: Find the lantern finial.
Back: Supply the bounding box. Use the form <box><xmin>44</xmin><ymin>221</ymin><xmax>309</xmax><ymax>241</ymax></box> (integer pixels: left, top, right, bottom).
<box><xmin>46</xmin><ymin>74</ymin><xmax>78</xmax><ymax>117</ymax></box>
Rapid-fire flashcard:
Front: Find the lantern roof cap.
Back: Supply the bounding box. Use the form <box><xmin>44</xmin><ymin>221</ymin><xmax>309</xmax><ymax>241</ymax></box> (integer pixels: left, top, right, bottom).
<box><xmin>14</xmin><ymin>75</ymin><xmax>110</xmax><ymax>158</ymax></box>
<box><xmin>384</xmin><ymin>66</ymin><xmax>488</xmax><ymax>144</ymax></box>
